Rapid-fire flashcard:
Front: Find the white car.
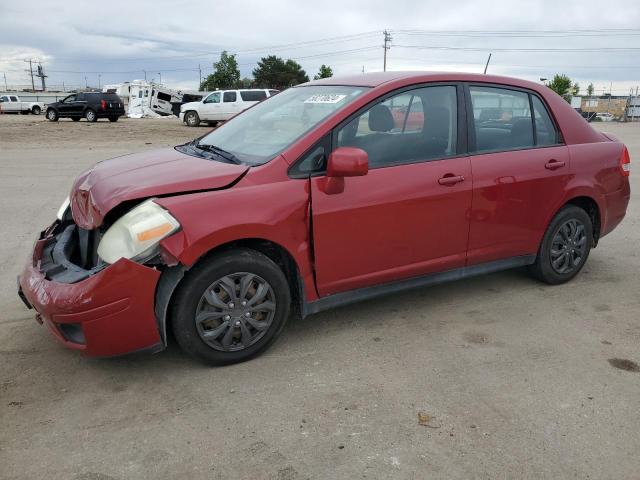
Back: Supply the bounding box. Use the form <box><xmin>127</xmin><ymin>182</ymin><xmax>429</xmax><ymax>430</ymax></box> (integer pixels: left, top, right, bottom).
<box><xmin>595</xmin><ymin>112</ymin><xmax>614</xmax><ymax>122</ymax></box>
<box><xmin>0</xmin><ymin>95</ymin><xmax>45</xmax><ymax>114</ymax></box>
<box><xmin>180</xmin><ymin>89</ymin><xmax>278</xmax><ymax>126</ymax></box>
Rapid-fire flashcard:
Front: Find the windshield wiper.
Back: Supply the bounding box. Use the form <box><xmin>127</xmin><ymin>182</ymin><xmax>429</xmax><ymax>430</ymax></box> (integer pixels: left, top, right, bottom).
<box><xmin>194</xmin><ymin>142</ymin><xmax>242</xmax><ymax>164</ymax></box>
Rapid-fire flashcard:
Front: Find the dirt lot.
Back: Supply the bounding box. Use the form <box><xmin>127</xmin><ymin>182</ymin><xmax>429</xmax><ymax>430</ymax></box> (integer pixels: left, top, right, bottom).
<box><xmin>1</xmin><ymin>115</ymin><xmax>639</xmax><ymax>479</ymax></box>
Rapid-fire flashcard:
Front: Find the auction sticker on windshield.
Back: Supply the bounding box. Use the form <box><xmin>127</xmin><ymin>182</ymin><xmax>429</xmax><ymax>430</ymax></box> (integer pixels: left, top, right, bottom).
<box><xmin>304</xmin><ymin>94</ymin><xmax>347</xmax><ymax>104</ymax></box>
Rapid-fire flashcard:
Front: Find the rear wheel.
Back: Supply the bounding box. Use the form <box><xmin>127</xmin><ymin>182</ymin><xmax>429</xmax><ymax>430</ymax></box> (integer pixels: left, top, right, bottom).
<box><xmin>108</xmin><ymin>116</ymin><xmax>119</xmax><ymax>122</ymax></box>
<box><xmin>529</xmin><ymin>205</ymin><xmax>593</xmax><ymax>284</ymax></box>
<box><xmin>31</xmin><ymin>106</ymin><xmax>41</xmax><ymax>115</ymax></box>
<box><xmin>171</xmin><ymin>248</ymin><xmax>291</xmax><ymax>365</ymax></box>
<box><xmin>85</xmin><ymin>109</ymin><xmax>97</xmax><ymax>122</ymax></box>
<box><xmin>184</xmin><ymin>111</ymin><xmax>200</xmax><ymax>127</ymax></box>
<box><xmin>46</xmin><ymin>109</ymin><xmax>58</xmax><ymax>121</ymax></box>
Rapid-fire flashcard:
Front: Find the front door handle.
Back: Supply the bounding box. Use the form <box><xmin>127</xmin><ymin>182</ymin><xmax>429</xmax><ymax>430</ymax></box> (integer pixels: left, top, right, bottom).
<box><xmin>438</xmin><ymin>174</ymin><xmax>465</xmax><ymax>186</ymax></box>
<box><xmin>545</xmin><ymin>159</ymin><xmax>566</xmax><ymax>170</ymax></box>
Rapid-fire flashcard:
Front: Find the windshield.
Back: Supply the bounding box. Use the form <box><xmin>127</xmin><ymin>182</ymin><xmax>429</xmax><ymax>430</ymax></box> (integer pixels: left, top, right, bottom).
<box><xmin>197</xmin><ymin>85</ymin><xmax>368</xmax><ymax>165</ymax></box>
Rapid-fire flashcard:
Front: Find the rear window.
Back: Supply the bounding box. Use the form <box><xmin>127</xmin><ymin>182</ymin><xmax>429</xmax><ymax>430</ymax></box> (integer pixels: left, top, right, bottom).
<box><xmin>240</xmin><ymin>90</ymin><xmax>267</xmax><ymax>102</ymax></box>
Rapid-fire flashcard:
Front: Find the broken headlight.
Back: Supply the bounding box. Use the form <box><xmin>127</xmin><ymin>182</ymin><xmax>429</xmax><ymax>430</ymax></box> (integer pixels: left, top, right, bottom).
<box><xmin>97</xmin><ymin>199</ymin><xmax>180</xmax><ymax>264</ymax></box>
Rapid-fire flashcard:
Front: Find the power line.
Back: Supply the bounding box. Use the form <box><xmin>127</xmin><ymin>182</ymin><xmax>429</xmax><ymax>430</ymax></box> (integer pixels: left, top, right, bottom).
<box><xmin>394</xmin><ymin>44</ymin><xmax>640</xmax><ymax>52</ymax></box>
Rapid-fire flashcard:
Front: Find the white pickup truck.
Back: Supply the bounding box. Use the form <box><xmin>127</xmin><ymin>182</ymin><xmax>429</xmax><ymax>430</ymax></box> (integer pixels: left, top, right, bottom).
<box><xmin>180</xmin><ymin>88</ymin><xmax>278</xmax><ymax>126</ymax></box>
<box><xmin>0</xmin><ymin>95</ymin><xmax>45</xmax><ymax>115</ymax></box>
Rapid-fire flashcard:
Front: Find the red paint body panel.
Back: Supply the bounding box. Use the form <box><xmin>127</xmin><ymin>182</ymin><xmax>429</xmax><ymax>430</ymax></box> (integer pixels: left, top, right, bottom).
<box><xmin>70</xmin><ymin>148</ymin><xmax>247</xmax><ymax>229</ymax></box>
<box><xmin>467</xmin><ymin>145</ymin><xmax>572</xmax><ymax>265</ymax></box>
<box><xmin>311</xmin><ymin>157</ymin><xmax>473</xmax><ymax>295</ymax></box>
<box><xmin>18</xmin><ymin>72</ymin><xmax>630</xmax><ymax>357</ymax></box>
<box><xmin>19</xmin><ymin>237</ymin><xmax>161</xmax><ymax>356</ymax></box>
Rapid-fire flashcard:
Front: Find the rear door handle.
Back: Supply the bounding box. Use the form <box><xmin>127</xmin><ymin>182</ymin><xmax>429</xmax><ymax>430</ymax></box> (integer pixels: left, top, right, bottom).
<box><xmin>545</xmin><ymin>159</ymin><xmax>566</xmax><ymax>170</ymax></box>
<box><xmin>438</xmin><ymin>175</ymin><xmax>465</xmax><ymax>186</ymax></box>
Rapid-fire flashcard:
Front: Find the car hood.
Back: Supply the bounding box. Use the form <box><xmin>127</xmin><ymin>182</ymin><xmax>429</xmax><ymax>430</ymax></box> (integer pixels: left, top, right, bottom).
<box><xmin>180</xmin><ymin>101</ymin><xmax>200</xmax><ymax>111</ymax></box>
<box><xmin>70</xmin><ymin>147</ymin><xmax>248</xmax><ymax>229</ymax></box>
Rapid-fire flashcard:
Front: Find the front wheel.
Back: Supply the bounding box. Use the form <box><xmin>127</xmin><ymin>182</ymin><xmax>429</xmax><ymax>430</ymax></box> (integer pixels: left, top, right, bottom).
<box><xmin>184</xmin><ymin>111</ymin><xmax>200</xmax><ymax>127</ymax></box>
<box><xmin>46</xmin><ymin>109</ymin><xmax>59</xmax><ymax>121</ymax></box>
<box><xmin>85</xmin><ymin>109</ymin><xmax>97</xmax><ymax>122</ymax></box>
<box><xmin>171</xmin><ymin>249</ymin><xmax>291</xmax><ymax>365</ymax></box>
<box><xmin>529</xmin><ymin>205</ymin><xmax>593</xmax><ymax>284</ymax></box>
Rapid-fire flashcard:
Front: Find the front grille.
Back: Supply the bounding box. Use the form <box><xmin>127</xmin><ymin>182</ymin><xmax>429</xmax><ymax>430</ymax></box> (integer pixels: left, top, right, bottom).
<box><xmin>40</xmin><ymin>222</ymin><xmax>105</xmax><ymax>284</ymax></box>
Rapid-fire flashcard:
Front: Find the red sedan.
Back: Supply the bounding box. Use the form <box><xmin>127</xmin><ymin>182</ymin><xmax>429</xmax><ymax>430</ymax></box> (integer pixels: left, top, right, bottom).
<box><xmin>18</xmin><ymin>72</ymin><xmax>631</xmax><ymax>365</ymax></box>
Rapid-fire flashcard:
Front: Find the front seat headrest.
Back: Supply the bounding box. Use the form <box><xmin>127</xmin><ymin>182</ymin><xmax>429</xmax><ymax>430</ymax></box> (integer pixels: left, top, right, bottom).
<box><xmin>368</xmin><ymin>104</ymin><xmax>395</xmax><ymax>132</ymax></box>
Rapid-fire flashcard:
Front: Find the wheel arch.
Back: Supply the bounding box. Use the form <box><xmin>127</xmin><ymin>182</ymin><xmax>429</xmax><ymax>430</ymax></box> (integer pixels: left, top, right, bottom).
<box><xmin>564</xmin><ymin>196</ymin><xmax>601</xmax><ymax>246</ymax></box>
<box><xmin>155</xmin><ymin>237</ymin><xmax>304</xmax><ymax>347</ymax></box>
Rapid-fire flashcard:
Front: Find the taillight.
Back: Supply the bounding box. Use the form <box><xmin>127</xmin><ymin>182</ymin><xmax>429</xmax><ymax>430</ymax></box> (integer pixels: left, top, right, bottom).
<box><xmin>100</xmin><ymin>99</ymin><xmax>106</xmax><ymax>110</ymax></box>
<box><xmin>620</xmin><ymin>146</ymin><xmax>631</xmax><ymax>177</ymax></box>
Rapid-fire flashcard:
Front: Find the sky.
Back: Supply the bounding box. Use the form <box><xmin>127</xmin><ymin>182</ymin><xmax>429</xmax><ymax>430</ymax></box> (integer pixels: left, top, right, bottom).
<box><xmin>1</xmin><ymin>0</ymin><xmax>639</xmax><ymax>95</ymax></box>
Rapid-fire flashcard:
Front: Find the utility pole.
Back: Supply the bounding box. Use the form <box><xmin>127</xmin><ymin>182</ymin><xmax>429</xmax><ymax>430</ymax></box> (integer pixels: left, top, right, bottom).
<box><xmin>198</xmin><ymin>64</ymin><xmax>202</xmax><ymax>89</ymax></box>
<box><xmin>3</xmin><ymin>73</ymin><xmax>7</xmax><ymax>91</ymax></box>
<box><xmin>143</xmin><ymin>70</ymin><xmax>147</xmax><ymax>81</ymax></box>
<box><xmin>85</xmin><ymin>76</ymin><xmax>88</xmax><ymax>89</ymax></box>
<box><xmin>158</xmin><ymin>72</ymin><xmax>162</xmax><ymax>85</ymax></box>
<box><xmin>483</xmin><ymin>53</ymin><xmax>492</xmax><ymax>74</ymax></box>
<box><xmin>383</xmin><ymin>30</ymin><xmax>392</xmax><ymax>72</ymax></box>
<box><xmin>98</xmin><ymin>74</ymin><xmax>101</xmax><ymax>89</ymax></box>
<box><xmin>24</xmin><ymin>59</ymin><xmax>36</xmax><ymax>91</ymax></box>
<box><xmin>35</xmin><ymin>63</ymin><xmax>47</xmax><ymax>91</ymax></box>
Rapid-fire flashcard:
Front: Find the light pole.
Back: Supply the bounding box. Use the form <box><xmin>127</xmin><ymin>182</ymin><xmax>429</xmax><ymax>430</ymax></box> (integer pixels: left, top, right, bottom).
<box><xmin>158</xmin><ymin>72</ymin><xmax>162</xmax><ymax>85</ymax></box>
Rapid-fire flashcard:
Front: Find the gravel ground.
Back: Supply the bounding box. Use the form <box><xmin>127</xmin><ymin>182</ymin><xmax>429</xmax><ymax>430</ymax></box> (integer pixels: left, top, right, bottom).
<box><xmin>0</xmin><ymin>114</ymin><xmax>638</xmax><ymax>479</ymax></box>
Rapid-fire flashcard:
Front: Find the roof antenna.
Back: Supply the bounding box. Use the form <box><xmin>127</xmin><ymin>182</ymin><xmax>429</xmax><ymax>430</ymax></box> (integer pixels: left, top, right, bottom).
<box><xmin>483</xmin><ymin>53</ymin><xmax>492</xmax><ymax>74</ymax></box>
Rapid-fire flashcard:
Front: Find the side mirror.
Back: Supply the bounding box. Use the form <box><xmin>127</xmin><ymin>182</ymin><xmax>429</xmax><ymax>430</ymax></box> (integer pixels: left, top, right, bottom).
<box><xmin>327</xmin><ymin>147</ymin><xmax>368</xmax><ymax>177</ymax></box>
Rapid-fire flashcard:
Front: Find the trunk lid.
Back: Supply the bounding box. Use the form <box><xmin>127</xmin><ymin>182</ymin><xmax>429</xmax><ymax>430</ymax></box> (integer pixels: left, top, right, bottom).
<box><xmin>70</xmin><ymin>147</ymin><xmax>248</xmax><ymax>229</ymax></box>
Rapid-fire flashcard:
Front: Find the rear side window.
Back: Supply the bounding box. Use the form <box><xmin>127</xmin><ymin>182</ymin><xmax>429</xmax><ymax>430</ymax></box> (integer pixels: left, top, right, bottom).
<box><xmin>10</xmin><ymin>96</ymin><xmax>18</xmax><ymax>101</ymax></box>
<box><xmin>240</xmin><ymin>90</ymin><xmax>267</xmax><ymax>101</ymax></box>
<box><xmin>469</xmin><ymin>86</ymin><xmax>533</xmax><ymax>152</ymax></box>
<box><xmin>269</xmin><ymin>90</ymin><xmax>279</xmax><ymax>96</ymax></box>
<box><xmin>532</xmin><ymin>95</ymin><xmax>558</xmax><ymax>146</ymax></box>
<box><xmin>223</xmin><ymin>91</ymin><xmax>237</xmax><ymax>102</ymax></box>
<box><xmin>157</xmin><ymin>91</ymin><xmax>172</xmax><ymax>102</ymax></box>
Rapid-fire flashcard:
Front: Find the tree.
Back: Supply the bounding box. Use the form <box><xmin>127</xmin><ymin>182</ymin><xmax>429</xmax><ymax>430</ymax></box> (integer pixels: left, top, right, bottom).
<box><xmin>314</xmin><ymin>64</ymin><xmax>333</xmax><ymax>80</ymax></box>
<box><xmin>586</xmin><ymin>83</ymin><xmax>595</xmax><ymax>96</ymax></box>
<box><xmin>253</xmin><ymin>56</ymin><xmax>309</xmax><ymax>89</ymax></box>
<box><xmin>545</xmin><ymin>74</ymin><xmax>573</xmax><ymax>102</ymax></box>
<box><xmin>572</xmin><ymin>82</ymin><xmax>580</xmax><ymax>96</ymax></box>
<box><xmin>200</xmin><ymin>51</ymin><xmax>240</xmax><ymax>91</ymax></box>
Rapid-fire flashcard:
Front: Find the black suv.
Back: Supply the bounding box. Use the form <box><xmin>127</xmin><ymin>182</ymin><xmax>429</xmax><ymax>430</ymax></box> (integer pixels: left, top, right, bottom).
<box><xmin>46</xmin><ymin>92</ymin><xmax>125</xmax><ymax>122</ymax></box>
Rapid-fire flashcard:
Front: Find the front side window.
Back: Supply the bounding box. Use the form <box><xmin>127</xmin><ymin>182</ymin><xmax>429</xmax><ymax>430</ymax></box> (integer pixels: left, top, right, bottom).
<box><xmin>197</xmin><ymin>85</ymin><xmax>367</xmax><ymax>165</ymax></box>
<box><xmin>64</xmin><ymin>95</ymin><xmax>76</xmax><ymax>103</ymax></box>
<box><xmin>336</xmin><ymin>85</ymin><xmax>457</xmax><ymax>168</ymax></box>
<box><xmin>470</xmin><ymin>86</ymin><xmax>533</xmax><ymax>152</ymax></box>
<box><xmin>204</xmin><ymin>92</ymin><xmax>221</xmax><ymax>104</ymax></box>
<box><xmin>223</xmin><ymin>91</ymin><xmax>237</xmax><ymax>102</ymax></box>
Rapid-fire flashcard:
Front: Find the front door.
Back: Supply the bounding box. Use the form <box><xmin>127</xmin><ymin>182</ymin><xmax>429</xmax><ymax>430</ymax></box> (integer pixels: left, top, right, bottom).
<box><xmin>200</xmin><ymin>92</ymin><xmax>222</xmax><ymax>120</ymax></box>
<box><xmin>310</xmin><ymin>85</ymin><xmax>473</xmax><ymax>296</ymax></box>
<box><xmin>466</xmin><ymin>85</ymin><xmax>571</xmax><ymax>264</ymax></box>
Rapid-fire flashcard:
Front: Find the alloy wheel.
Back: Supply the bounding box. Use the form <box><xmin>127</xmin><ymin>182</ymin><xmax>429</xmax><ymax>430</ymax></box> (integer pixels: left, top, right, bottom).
<box><xmin>550</xmin><ymin>218</ymin><xmax>587</xmax><ymax>274</ymax></box>
<box><xmin>194</xmin><ymin>272</ymin><xmax>277</xmax><ymax>352</ymax></box>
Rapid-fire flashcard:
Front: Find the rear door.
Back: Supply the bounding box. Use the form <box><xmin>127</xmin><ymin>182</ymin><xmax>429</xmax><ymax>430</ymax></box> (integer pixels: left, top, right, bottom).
<box><xmin>310</xmin><ymin>84</ymin><xmax>473</xmax><ymax>296</ymax></box>
<box><xmin>466</xmin><ymin>84</ymin><xmax>570</xmax><ymax>264</ymax></box>
<box><xmin>222</xmin><ymin>90</ymin><xmax>240</xmax><ymax>118</ymax></box>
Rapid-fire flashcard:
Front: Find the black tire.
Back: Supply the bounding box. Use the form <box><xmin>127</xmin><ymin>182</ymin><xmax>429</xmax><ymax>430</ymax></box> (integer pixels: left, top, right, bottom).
<box><xmin>108</xmin><ymin>116</ymin><xmax>119</xmax><ymax>122</ymax></box>
<box><xmin>46</xmin><ymin>109</ymin><xmax>59</xmax><ymax>122</ymax></box>
<box><xmin>85</xmin><ymin>108</ymin><xmax>97</xmax><ymax>122</ymax></box>
<box><xmin>31</xmin><ymin>106</ymin><xmax>41</xmax><ymax>115</ymax></box>
<box><xmin>72</xmin><ymin>117</ymin><xmax>81</xmax><ymax>122</ymax></box>
<box><xmin>529</xmin><ymin>205</ymin><xmax>593</xmax><ymax>285</ymax></box>
<box><xmin>171</xmin><ymin>248</ymin><xmax>291</xmax><ymax>365</ymax></box>
<box><xmin>184</xmin><ymin>110</ymin><xmax>200</xmax><ymax>127</ymax></box>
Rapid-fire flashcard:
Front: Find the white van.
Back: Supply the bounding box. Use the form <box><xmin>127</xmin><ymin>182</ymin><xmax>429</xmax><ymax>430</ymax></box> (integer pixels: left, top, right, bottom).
<box><xmin>180</xmin><ymin>89</ymin><xmax>278</xmax><ymax>126</ymax></box>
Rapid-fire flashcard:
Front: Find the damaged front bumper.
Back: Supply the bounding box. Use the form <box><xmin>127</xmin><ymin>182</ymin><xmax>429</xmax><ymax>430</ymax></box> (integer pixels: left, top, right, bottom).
<box><xmin>17</xmin><ymin>222</ymin><xmax>164</xmax><ymax>357</ymax></box>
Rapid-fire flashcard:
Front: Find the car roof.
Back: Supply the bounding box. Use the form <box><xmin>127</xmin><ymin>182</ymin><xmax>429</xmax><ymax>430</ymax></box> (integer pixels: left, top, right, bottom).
<box><xmin>305</xmin><ymin>71</ymin><xmax>545</xmax><ymax>92</ymax></box>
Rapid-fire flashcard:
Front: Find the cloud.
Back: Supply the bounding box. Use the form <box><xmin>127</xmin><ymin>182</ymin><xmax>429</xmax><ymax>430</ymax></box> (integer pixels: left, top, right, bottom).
<box><xmin>1</xmin><ymin>0</ymin><xmax>639</xmax><ymax>93</ymax></box>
